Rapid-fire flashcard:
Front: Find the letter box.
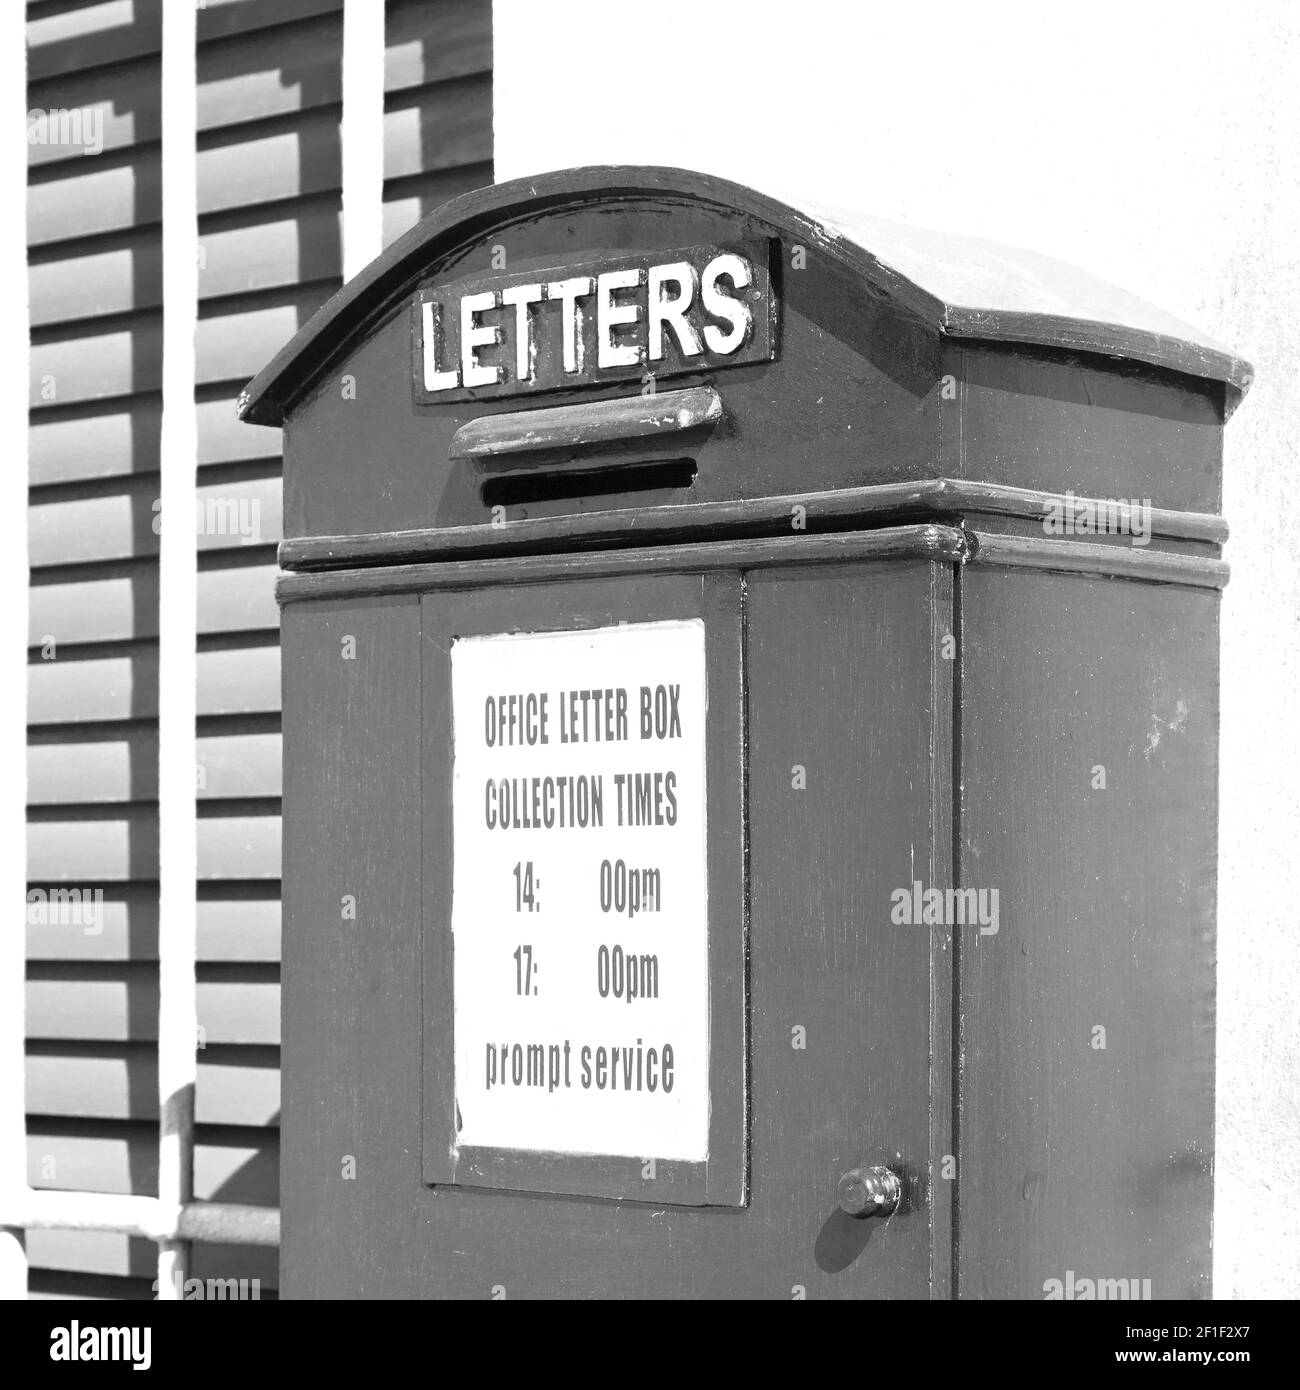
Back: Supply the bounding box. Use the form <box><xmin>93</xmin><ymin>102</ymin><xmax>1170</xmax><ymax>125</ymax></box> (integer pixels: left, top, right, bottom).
<box><xmin>240</xmin><ymin>167</ymin><xmax>1251</xmax><ymax>1299</ymax></box>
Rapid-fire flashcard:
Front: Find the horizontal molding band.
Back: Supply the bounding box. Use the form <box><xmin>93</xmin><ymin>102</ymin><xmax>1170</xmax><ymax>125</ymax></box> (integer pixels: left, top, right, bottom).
<box><xmin>967</xmin><ymin>530</ymin><xmax>1229</xmax><ymax>589</ymax></box>
<box><xmin>930</xmin><ymin>478</ymin><xmax>1225</xmax><ymax>543</ymax></box>
<box><xmin>278</xmin><ymin>477</ymin><xmax>1226</xmax><ymax>571</ymax></box>
<box><xmin>1</xmin><ymin>1188</ymin><xmax>279</xmax><ymax>1246</ymax></box>
<box><xmin>278</xmin><ymin>519</ymin><xmax>1228</xmax><ymax>604</ymax></box>
<box><xmin>277</xmin><ymin>523</ymin><xmax>970</xmax><ymax>603</ymax></box>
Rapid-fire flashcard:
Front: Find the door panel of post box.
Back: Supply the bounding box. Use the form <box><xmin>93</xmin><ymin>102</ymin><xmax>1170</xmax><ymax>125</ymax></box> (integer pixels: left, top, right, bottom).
<box><xmin>421</xmin><ymin>574</ymin><xmax>748</xmax><ymax>1208</ymax></box>
<box><xmin>744</xmin><ymin>560</ymin><xmax>947</xmax><ymax>1299</ymax></box>
<box><xmin>957</xmin><ymin>569</ymin><xmax>1218</xmax><ymax>1301</ymax></box>
<box><xmin>281</xmin><ymin>558</ymin><xmax>947</xmax><ymax>1298</ymax></box>
<box><xmin>280</xmin><ymin>593</ymin><xmax>425</xmax><ymax>1298</ymax></box>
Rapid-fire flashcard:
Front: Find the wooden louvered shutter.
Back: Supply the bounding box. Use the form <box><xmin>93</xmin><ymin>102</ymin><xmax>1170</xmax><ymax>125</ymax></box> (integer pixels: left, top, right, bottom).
<box><xmin>25</xmin><ymin>0</ymin><xmax>491</xmax><ymax>1299</ymax></box>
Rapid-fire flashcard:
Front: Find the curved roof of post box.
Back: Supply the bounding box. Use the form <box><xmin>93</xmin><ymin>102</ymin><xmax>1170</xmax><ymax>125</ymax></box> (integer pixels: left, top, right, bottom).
<box><xmin>237</xmin><ymin>165</ymin><xmax>1252</xmax><ymax>426</ymax></box>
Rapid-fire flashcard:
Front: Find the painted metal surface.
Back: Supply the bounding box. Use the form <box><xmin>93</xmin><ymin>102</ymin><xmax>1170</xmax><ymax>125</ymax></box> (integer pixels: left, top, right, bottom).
<box><xmin>265</xmin><ymin>166</ymin><xmax>1242</xmax><ymax>1298</ymax></box>
<box><xmin>281</xmin><ymin>558</ymin><xmax>942</xmax><ymax>1297</ymax></box>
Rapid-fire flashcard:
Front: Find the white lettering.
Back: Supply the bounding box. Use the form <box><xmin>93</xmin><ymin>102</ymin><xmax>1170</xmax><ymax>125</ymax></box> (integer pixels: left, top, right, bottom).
<box><xmin>460</xmin><ymin>290</ymin><xmax>502</xmax><ymax>389</ymax></box>
<box><xmin>596</xmin><ymin>267</ymin><xmax>645</xmax><ymax>369</ymax></box>
<box><xmin>546</xmin><ymin>275</ymin><xmax>595</xmax><ymax>374</ymax></box>
<box><xmin>500</xmin><ymin>282</ymin><xmax>545</xmax><ymax>382</ymax></box>
<box><xmin>647</xmin><ymin>261</ymin><xmax>702</xmax><ymax>361</ymax></box>
<box><xmin>700</xmin><ymin>252</ymin><xmax>752</xmax><ymax>355</ymax></box>
<box><xmin>421</xmin><ymin>299</ymin><xmax>459</xmax><ymax>392</ymax></box>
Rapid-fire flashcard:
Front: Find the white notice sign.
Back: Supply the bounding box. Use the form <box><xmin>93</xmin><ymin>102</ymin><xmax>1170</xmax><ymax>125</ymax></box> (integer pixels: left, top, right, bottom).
<box><xmin>451</xmin><ymin>620</ymin><xmax>709</xmax><ymax>1161</ymax></box>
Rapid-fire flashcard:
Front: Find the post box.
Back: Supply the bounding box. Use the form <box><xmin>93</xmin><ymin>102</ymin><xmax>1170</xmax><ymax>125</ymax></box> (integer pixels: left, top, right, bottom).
<box><xmin>240</xmin><ymin>167</ymin><xmax>1250</xmax><ymax>1300</ymax></box>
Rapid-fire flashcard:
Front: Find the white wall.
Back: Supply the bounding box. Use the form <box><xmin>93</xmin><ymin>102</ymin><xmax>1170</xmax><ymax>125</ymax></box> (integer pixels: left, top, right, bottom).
<box><xmin>493</xmin><ymin>0</ymin><xmax>1300</xmax><ymax>1298</ymax></box>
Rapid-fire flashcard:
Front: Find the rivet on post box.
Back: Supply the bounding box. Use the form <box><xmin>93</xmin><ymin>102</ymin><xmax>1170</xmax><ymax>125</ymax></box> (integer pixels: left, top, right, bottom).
<box><xmin>239</xmin><ymin>166</ymin><xmax>1251</xmax><ymax>1300</ymax></box>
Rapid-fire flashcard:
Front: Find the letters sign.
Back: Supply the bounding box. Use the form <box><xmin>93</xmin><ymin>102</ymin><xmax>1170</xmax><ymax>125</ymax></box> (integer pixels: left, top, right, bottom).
<box><xmin>413</xmin><ymin>241</ymin><xmax>775</xmax><ymax>404</ymax></box>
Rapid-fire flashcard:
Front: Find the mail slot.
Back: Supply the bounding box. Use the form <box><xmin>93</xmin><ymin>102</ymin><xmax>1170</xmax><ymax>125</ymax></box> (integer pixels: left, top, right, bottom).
<box><xmin>240</xmin><ymin>166</ymin><xmax>1251</xmax><ymax>1300</ymax></box>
